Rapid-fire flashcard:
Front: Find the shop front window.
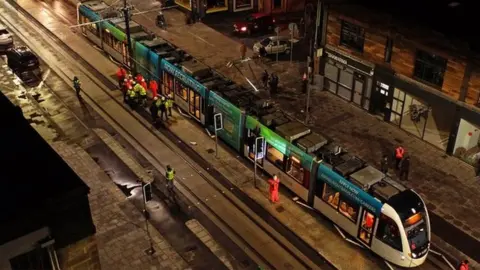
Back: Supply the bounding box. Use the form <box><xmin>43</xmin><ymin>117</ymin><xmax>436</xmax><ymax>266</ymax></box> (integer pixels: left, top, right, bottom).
<box><xmin>390</xmin><ymin>87</ymin><xmax>405</xmax><ymax>126</ymax></box>
<box><xmin>339</xmin><ymin>196</ymin><xmax>359</xmax><ymax>222</ymax></box>
<box><xmin>400</xmin><ymin>93</ymin><xmax>428</xmax><ymax>139</ymax></box>
<box><xmin>453</xmin><ymin>119</ymin><xmax>480</xmax><ymax>166</ymax></box>
<box><xmin>397</xmin><ymin>92</ymin><xmax>452</xmax><ymax>150</ymax></box>
<box><xmin>266</xmin><ymin>144</ymin><xmax>284</xmax><ymax>169</ymax></box>
<box><xmin>322</xmin><ymin>183</ymin><xmax>339</xmax><ymax>209</ymax></box>
<box><xmin>234</xmin><ymin>0</ymin><xmax>252</xmax><ymax>10</ymax></box>
<box><xmin>287</xmin><ymin>155</ymin><xmax>303</xmax><ymax>184</ymax></box>
<box><xmin>175</xmin><ymin>80</ymin><xmax>188</xmax><ymax>101</ymax></box>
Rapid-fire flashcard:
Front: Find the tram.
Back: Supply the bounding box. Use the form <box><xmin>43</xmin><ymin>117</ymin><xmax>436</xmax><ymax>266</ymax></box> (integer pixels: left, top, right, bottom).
<box><xmin>78</xmin><ymin>2</ymin><xmax>431</xmax><ymax>267</ymax></box>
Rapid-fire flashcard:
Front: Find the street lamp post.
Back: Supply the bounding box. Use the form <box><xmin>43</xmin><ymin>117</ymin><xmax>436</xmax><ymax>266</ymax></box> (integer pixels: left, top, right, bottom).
<box><xmin>142</xmin><ymin>182</ymin><xmax>155</xmax><ymax>255</ymax></box>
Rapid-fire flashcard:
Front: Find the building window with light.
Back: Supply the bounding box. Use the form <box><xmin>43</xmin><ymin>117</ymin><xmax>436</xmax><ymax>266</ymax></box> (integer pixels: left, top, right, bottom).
<box><xmin>414</xmin><ymin>50</ymin><xmax>447</xmax><ymax>87</ymax></box>
<box><xmin>340</xmin><ymin>20</ymin><xmax>365</xmax><ymax>52</ymax></box>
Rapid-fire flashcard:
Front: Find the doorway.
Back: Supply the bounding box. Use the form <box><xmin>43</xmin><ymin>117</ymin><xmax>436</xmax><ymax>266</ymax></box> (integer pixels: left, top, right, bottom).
<box><xmin>372</xmin><ymin>81</ymin><xmax>391</xmax><ymax>121</ymax></box>
<box><xmin>353</xmin><ymin>73</ymin><xmax>365</xmax><ymax>106</ymax></box>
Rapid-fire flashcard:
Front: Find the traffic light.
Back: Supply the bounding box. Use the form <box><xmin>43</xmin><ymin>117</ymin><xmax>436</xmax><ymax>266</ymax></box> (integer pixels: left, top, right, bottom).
<box><xmin>143</xmin><ymin>183</ymin><xmax>152</xmax><ymax>203</ymax></box>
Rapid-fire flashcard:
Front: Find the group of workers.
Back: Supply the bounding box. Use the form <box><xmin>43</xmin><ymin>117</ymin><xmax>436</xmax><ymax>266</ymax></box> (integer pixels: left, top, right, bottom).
<box><xmin>380</xmin><ymin>145</ymin><xmax>410</xmax><ymax>181</ymax></box>
<box><xmin>114</xmin><ymin>66</ymin><xmax>173</xmax><ymax>122</ymax></box>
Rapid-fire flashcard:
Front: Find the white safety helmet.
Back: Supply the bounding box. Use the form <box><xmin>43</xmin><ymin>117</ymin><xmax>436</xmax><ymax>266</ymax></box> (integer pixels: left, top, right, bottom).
<box><xmin>161</xmin><ymin>96</ymin><xmax>165</xmax><ymax>101</ymax></box>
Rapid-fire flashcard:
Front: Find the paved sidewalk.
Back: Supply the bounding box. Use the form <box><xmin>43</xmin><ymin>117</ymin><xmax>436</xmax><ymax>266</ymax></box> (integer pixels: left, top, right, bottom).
<box><xmin>121</xmin><ymin>0</ymin><xmax>480</xmax><ymax>254</ymax></box>
<box><xmin>52</xmin><ymin>141</ymin><xmax>190</xmax><ymax>270</ymax></box>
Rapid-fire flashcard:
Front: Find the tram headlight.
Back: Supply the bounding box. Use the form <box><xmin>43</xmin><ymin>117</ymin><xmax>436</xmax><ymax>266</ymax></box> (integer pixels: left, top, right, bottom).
<box><xmin>411</xmin><ymin>253</ymin><xmax>417</xmax><ymax>258</ymax></box>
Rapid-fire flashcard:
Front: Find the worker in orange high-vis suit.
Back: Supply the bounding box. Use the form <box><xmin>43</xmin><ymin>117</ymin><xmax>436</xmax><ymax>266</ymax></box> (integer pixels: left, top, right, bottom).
<box><xmin>395</xmin><ymin>145</ymin><xmax>405</xmax><ymax>170</ymax></box>
<box><xmin>149</xmin><ymin>79</ymin><xmax>158</xmax><ymax>98</ymax></box>
<box><xmin>268</xmin><ymin>174</ymin><xmax>280</xmax><ymax>203</ymax></box>
<box><xmin>116</xmin><ymin>66</ymin><xmax>127</xmax><ymax>89</ymax></box>
<box><xmin>135</xmin><ymin>73</ymin><xmax>144</xmax><ymax>84</ymax></box>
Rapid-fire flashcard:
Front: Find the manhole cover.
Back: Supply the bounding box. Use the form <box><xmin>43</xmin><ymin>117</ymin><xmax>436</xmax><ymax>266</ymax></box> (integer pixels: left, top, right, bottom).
<box><xmin>206</xmin><ymin>149</ymin><xmax>215</xmax><ymax>154</ymax></box>
<box><xmin>276</xmin><ymin>206</ymin><xmax>285</xmax><ymax>213</ymax></box>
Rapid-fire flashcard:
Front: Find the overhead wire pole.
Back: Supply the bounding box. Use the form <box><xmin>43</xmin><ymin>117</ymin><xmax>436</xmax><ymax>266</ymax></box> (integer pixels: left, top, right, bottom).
<box><xmin>122</xmin><ymin>0</ymin><xmax>135</xmax><ymax>71</ymax></box>
<box><xmin>306</xmin><ymin>0</ymin><xmax>323</xmax><ymax>124</ymax></box>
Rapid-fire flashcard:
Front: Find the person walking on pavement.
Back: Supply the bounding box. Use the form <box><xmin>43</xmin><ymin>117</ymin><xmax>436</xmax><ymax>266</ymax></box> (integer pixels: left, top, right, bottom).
<box><xmin>261</xmin><ymin>70</ymin><xmax>269</xmax><ymax>90</ymax></box>
<box><xmin>268</xmin><ymin>174</ymin><xmax>280</xmax><ymax>203</ymax></box>
<box><xmin>240</xmin><ymin>41</ymin><xmax>247</xmax><ymax>60</ymax></box>
<box><xmin>399</xmin><ymin>155</ymin><xmax>410</xmax><ymax>181</ymax></box>
<box><xmin>458</xmin><ymin>260</ymin><xmax>469</xmax><ymax>270</ymax></box>
<box><xmin>165</xmin><ymin>165</ymin><xmax>175</xmax><ymax>193</ymax></box>
<box><xmin>116</xmin><ymin>65</ymin><xmax>127</xmax><ymax>89</ymax></box>
<box><xmin>380</xmin><ymin>154</ymin><xmax>389</xmax><ymax>174</ymax></box>
<box><xmin>395</xmin><ymin>145</ymin><xmax>405</xmax><ymax>170</ymax></box>
<box><xmin>149</xmin><ymin>79</ymin><xmax>158</xmax><ymax>98</ymax></box>
<box><xmin>159</xmin><ymin>96</ymin><xmax>167</xmax><ymax>121</ymax></box>
<box><xmin>150</xmin><ymin>96</ymin><xmax>159</xmax><ymax>123</ymax></box>
<box><xmin>73</xmin><ymin>76</ymin><xmax>81</xmax><ymax>96</ymax></box>
<box><xmin>269</xmin><ymin>73</ymin><xmax>279</xmax><ymax>94</ymax></box>
<box><xmin>166</xmin><ymin>94</ymin><xmax>173</xmax><ymax>116</ymax></box>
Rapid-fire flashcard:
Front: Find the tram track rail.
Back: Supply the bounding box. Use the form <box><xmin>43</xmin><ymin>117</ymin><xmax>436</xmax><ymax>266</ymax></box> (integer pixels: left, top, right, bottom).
<box><xmin>0</xmin><ymin>2</ymin><xmax>334</xmax><ymax>269</ymax></box>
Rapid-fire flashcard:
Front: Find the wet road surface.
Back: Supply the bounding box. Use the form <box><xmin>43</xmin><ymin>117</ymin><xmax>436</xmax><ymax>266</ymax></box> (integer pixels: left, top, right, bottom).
<box><xmin>0</xmin><ymin>15</ymin><xmax>255</xmax><ymax>270</ymax></box>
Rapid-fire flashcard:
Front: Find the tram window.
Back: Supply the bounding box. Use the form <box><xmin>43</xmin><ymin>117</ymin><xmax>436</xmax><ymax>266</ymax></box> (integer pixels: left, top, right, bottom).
<box><xmin>338</xmin><ymin>196</ymin><xmax>359</xmax><ymax>222</ymax></box>
<box><xmin>359</xmin><ymin>211</ymin><xmax>375</xmax><ymax>244</ymax></box>
<box><xmin>103</xmin><ymin>29</ymin><xmax>114</xmax><ymax>47</ymax></box>
<box><xmin>163</xmin><ymin>72</ymin><xmax>174</xmax><ymax>95</ymax></box>
<box><xmin>266</xmin><ymin>144</ymin><xmax>284</xmax><ymax>169</ymax></box>
<box><xmin>189</xmin><ymin>90</ymin><xmax>201</xmax><ymax>119</ymax></box>
<box><xmin>175</xmin><ymin>80</ymin><xmax>188</xmax><ymax>101</ymax></box>
<box><xmin>376</xmin><ymin>214</ymin><xmax>403</xmax><ymax>251</ymax></box>
<box><xmin>287</xmin><ymin>155</ymin><xmax>304</xmax><ymax>184</ymax></box>
<box><xmin>322</xmin><ymin>183</ymin><xmax>339</xmax><ymax>209</ymax></box>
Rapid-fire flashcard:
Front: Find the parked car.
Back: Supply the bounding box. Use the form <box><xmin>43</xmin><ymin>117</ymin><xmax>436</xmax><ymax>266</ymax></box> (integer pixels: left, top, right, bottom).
<box><xmin>0</xmin><ymin>24</ymin><xmax>14</xmax><ymax>53</ymax></box>
<box><xmin>6</xmin><ymin>46</ymin><xmax>40</xmax><ymax>72</ymax></box>
<box><xmin>253</xmin><ymin>36</ymin><xmax>291</xmax><ymax>55</ymax></box>
<box><xmin>233</xmin><ymin>13</ymin><xmax>275</xmax><ymax>36</ymax></box>
<box><xmin>17</xmin><ymin>70</ymin><xmax>41</xmax><ymax>87</ymax></box>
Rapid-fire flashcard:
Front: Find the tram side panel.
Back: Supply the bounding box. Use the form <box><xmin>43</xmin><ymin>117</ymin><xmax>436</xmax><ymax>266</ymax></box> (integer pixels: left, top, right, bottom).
<box><xmin>244</xmin><ymin>116</ymin><xmax>311</xmax><ymax>202</ymax></box>
<box><xmin>78</xmin><ymin>8</ymin><xmax>103</xmax><ymax>49</ymax></box>
<box><xmin>208</xmin><ymin>91</ymin><xmax>244</xmax><ymax>152</ymax></box>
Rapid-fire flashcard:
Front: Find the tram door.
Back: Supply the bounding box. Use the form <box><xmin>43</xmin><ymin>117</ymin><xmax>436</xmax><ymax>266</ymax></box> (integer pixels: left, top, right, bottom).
<box><xmin>358</xmin><ymin>209</ymin><xmax>376</xmax><ymax>246</ymax></box>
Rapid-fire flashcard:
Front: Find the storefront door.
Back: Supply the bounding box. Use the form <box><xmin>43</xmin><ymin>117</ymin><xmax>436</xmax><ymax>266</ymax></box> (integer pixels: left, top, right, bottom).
<box><xmin>338</xmin><ymin>67</ymin><xmax>354</xmax><ymax>101</ymax></box>
<box><xmin>372</xmin><ymin>81</ymin><xmax>391</xmax><ymax>121</ymax></box>
<box><xmin>353</xmin><ymin>73</ymin><xmax>365</xmax><ymax>106</ymax></box>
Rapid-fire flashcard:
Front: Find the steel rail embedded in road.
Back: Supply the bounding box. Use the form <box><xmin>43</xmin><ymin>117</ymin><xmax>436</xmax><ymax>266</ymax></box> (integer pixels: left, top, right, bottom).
<box><xmin>0</xmin><ymin>3</ymin><xmax>331</xmax><ymax>269</ymax></box>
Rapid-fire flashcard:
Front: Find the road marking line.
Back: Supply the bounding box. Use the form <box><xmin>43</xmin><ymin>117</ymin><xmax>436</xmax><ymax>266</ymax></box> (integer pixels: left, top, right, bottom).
<box><xmin>185</xmin><ymin>219</ymin><xmax>234</xmax><ymax>270</ymax></box>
